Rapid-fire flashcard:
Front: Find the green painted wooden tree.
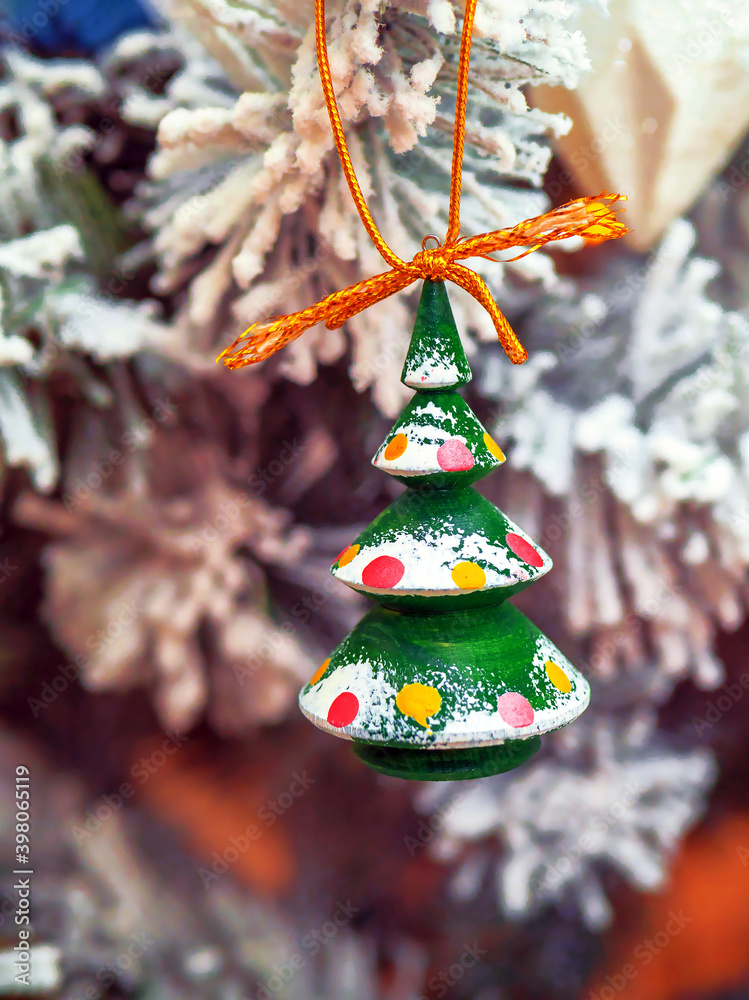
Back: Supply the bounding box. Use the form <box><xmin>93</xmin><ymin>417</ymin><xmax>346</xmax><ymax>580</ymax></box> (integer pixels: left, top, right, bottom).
<box><xmin>299</xmin><ymin>280</ymin><xmax>590</xmax><ymax>780</ymax></box>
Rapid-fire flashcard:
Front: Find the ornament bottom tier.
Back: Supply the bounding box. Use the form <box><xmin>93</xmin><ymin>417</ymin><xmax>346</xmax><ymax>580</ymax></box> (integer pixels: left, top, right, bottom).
<box><xmin>299</xmin><ymin>601</ymin><xmax>590</xmax><ymax>779</ymax></box>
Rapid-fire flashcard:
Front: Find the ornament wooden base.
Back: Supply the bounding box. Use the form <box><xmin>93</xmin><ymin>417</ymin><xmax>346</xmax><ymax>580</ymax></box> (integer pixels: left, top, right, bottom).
<box><xmin>299</xmin><ymin>281</ymin><xmax>590</xmax><ymax>780</ymax></box>
<box><xmin>353</xmin><ymin>738</ymin><xmax>542</xmax><ymax>782</ymax></box>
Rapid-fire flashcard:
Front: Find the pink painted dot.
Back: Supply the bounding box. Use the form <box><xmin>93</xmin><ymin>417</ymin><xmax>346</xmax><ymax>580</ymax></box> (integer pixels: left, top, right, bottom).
<box><xmin>327</xmin><ymin>692</ymin><xmax>359</xmax><ymax>727</ymax></box>
<box><xmin>437</xmin><ymin>438</ymin><xmax>475</xmax><ymax>472</ymax></box>
<box><xmin>497</xmin><ymin>692</ymin><xmax>535</xmax><ymax>728</ymax></box>
<box><xmin>361</xmin><ymin>555</ymin><xmax>405</xmax><ymax>589</ymax></box>
<box><xmin>506</xmin><ymin>531</ymin><xmax>544</xmax><ymax>568</ymax></box>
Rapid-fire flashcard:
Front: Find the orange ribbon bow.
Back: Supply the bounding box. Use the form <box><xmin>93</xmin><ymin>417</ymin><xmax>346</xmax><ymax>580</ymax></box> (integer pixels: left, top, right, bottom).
<box><xmin>217</xmin><ymin>0</ymin><xmax>627</xmax><ymax>372</ymax></box>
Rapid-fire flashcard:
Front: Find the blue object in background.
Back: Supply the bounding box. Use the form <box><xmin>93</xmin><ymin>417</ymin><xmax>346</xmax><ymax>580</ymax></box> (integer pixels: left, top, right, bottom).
<box><xmin>2</xmin><ymin>0</ymin><xmax>154</xmax><ymax>53</ymax></box>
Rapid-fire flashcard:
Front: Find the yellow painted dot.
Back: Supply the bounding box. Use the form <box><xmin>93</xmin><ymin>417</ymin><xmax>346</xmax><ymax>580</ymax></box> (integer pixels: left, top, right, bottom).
<box><xmin>483</xmin><ymin>432</ymin><xmax>506</xmax><ymax>463</ymax></box>
<box><xmin>396</xmin><ymin>683</ymin><xmax>442</xmax><ymax>728</ymax></box>
<box><xmin>310</xmin><ymin>658</ymin><xmax>331</xmax><ymax>685</ymax></box>
<box><xmin>384</xmin><ymin>433</ymin><xmax>408</xmax><ymax>461</ymax></box>
<box><xmin>337</xmin><ymin>544</ymin><xmax>359</xmax><ymax>567</ymax></box>
<box><xmin>451</xmin><ymin>561</ymin><xmax>487</xmax><ymax>590</ymax></box>
<box><xmin>545</xmin><ymin>660</ymin><xmax>571</xmax><ymax>693</ymax></box>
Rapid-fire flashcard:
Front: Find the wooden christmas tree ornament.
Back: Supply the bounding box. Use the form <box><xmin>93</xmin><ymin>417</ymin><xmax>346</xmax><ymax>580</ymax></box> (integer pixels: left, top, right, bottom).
<box><xmin>218</xmin><ymin>0</ymin><xmax>629</xmax><ymax>780</ymax></box>
<box><xmin>299</xmin><ymin>279</ymin><xmax>590</xmax><ymax>780</ymax></box>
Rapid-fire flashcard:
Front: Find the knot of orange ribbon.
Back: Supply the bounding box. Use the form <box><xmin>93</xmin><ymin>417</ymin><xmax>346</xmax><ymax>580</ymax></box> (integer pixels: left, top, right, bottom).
<box><xmin>411</xmin><ymin>246</ymin><xmax>453</xmax><ymax>282</ymax></box>
<box><xmin>217</xmin><ymin>0</ymin><xmax>628</xmax><ymax>372</ymax></box>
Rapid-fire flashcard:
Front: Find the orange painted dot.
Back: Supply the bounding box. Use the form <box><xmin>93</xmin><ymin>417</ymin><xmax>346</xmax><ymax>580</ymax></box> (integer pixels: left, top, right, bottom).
<box><xmin>451</xmin><ymin>561</ymin><xmax>486</xmax><ymax>590</ymax></box>
<box><xmin>309</xmin><ymin>657</ymin><xmax>331</xmax><ymax>686</ymax></box>
<box><xmin>384</xmin><ymin>433</ymin><xmax>408</xmax><ymax>461</ymax></box>
<box><xmin>483</xmin><ymin>432</ymin><xmax>506</xmax><ymax>462</ymax></box>
<box><xmin>337</xmin><ymin>544</ymin><xmax>359</xmax><ymax>567</ymax></box>
<box><xmin>545</xmin><ymin>660</ymin><xmax>571</xmax><ymax>693</ymax></box>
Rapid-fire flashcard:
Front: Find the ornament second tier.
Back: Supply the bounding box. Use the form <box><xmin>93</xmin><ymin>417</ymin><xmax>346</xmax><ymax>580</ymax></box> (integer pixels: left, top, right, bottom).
<box><xmin>299</xmin><ymin>280</ymin><xmax>590</xmax><ymax>780</ymax></box>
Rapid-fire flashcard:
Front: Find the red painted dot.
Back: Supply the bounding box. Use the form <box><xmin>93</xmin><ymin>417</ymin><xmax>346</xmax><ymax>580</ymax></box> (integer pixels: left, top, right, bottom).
<box><xmin>327</xmin><ymin>691</ymin><xmax>359</xmax><ymax>727</ymax></box>
<box><xmin>437</xmin><ymin>438</ymin><xmax>475</xmax><ymax>472</ymax></box>
<box><xmin>506</xmin><ymin>531</ymin><xmax>544</xmax><ymax>568</ymax></box>
<box><xmin>361</xmin><ymin>555</ymin><xmax>405</xmax><ymax>589</ymax></box>
<box><xmin>497</xmin><ymin>692</ymin><xmax>534</xmax><ymax>728</ymax></box>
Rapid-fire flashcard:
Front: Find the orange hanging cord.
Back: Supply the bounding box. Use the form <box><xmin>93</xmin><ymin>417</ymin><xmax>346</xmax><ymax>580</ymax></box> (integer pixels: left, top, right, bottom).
<box><xmin>217</xmin><ymin>0</ymin><xmax>627</xmax><ymax>371</ymax></box>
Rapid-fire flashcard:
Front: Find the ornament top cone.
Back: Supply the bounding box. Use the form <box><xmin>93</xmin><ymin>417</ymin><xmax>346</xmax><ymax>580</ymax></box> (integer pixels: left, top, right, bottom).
<box><xmin>299</xmin><ymin>281</ymin><xmax>590</xmax><ymax>781</ymax></box>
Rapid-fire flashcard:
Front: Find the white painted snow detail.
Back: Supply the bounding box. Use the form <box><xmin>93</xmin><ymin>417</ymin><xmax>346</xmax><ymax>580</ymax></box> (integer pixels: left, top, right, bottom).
<box><xmin>403</xmin><ymin>356</ymin><xmax>465</xmax><ymax>389</ymax></box>
<box><xmin>300</xmin><ymin>659</ymin><xmax>397</xmax><ymax>734</ymax></box>
<box><xmin>298</xmin><ymin>638</ymin><xmax>590</xmax><ymax>747</ymax></box>
<box><xmin>333</xmin><ymin>522</ymin><xmax>550</xmax><ymax>594</ymax></box>
<box><xmin>373</xmin><ymin>401</ymin><xmax>499</xmax><ymax>477</ymax></box>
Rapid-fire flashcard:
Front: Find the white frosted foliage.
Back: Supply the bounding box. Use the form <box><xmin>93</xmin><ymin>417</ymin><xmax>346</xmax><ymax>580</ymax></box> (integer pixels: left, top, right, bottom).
<box><xmin>417</xmin><ymin>722</ymin><xmax>716</xmax><ymax>929</ymax></box>
<box><xmin>115</xmin><ymin>0</ymin><xmax>602</xmax><ymax>412</ymax></box>
<box><xmin>0</xmin><ymin>52</ymin><xmax>175</xmax><ymax>488</ymax></box>
<box><xmin>483</xmin><ymin>220</ymin><xmax>749</xmax><ymax>690</ymax></box>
